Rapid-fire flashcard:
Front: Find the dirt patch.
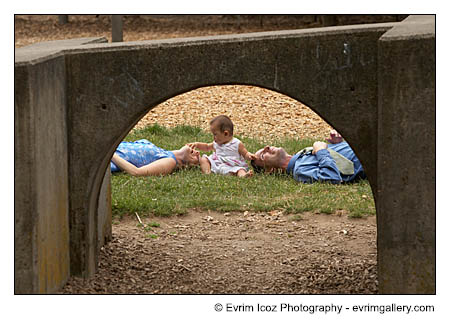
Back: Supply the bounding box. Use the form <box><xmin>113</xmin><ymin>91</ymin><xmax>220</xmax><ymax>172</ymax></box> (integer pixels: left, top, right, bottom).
<box><xmin>61</xmin><ymin>210</ymin><xmax>377</xmax><ymax>294</ymax></box>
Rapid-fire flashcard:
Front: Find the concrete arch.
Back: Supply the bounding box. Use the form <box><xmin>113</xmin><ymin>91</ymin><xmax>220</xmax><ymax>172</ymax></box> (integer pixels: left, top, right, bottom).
<box><xmin>15</xmin><ymin>16</ymin><xmax>435</xmax><ymax>293</ymax></box>
<box><xmin>68</xmin><ymin>26</ymin><xmax>386</xmax><ymax>280</ymax></box>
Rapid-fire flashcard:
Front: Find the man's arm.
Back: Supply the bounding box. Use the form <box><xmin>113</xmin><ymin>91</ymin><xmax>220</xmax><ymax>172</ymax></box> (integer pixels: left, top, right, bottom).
<box><xmin>312</xmin><ymin>142</ymin><xmax>341</xmax><ymax>183</ymax></box>
<box><xmin>111</xmin><ymin>153</ymin><xmax>177</xmax><ymax>176</ymax></box>
<box><xmin>314</xmin><ymin>149</ymin><xmax>342</xmax><ymax>183</ymax></box>
<box><xmin>293</xmin><ymin>142</ymin><xmax>342</xmax><ymax>183</ymax></box>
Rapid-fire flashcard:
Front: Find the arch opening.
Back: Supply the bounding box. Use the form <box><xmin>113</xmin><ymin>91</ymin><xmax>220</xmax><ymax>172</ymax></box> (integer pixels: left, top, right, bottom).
<box><xmin>74</xmin><ymin>84</ymin><xmax>377</xmax><ymax>294</ymax></box>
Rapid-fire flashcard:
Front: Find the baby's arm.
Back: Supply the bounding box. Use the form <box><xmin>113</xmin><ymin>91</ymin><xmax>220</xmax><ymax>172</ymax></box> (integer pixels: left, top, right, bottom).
<box><xmin>238</xmin><ymin>142</ymin><xmax>256</xmax><ymax>160</ymax></box>
<box><xmin>187</xmin><ymin>142</ymin><xmax>214</xmax><ymax>152</ymax></box>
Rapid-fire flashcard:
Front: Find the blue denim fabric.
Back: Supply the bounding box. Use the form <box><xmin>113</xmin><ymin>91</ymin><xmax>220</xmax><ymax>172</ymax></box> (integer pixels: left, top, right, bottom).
<box><xmin>286</xmin><ymin>142</ymin><xmax>365</xmax><ymax>183</ymax></box>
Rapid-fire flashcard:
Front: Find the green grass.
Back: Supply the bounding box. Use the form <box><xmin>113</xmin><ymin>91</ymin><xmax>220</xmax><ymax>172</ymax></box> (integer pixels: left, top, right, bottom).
<box><xmin>111</xmin><ymin>124</ymin><xmax>376</xmax><ymax>218</ymax></box>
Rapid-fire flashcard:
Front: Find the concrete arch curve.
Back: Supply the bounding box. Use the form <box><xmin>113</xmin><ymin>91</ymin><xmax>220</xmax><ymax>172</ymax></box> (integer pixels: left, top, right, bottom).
<box><xmin>71</xmin><ymin>27</ymin><xmax>384</xmax><ymax>281</ymax></box>
<box><xmin>15</xmin><ymin>15</ymin><xmax>435</xmax><ymax>294</ymax></box>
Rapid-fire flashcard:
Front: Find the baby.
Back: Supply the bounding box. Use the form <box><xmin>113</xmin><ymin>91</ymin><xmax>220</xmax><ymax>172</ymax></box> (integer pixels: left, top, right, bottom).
<box><xmin>187</xmin><ymin>115</ymin><xmax>255</xmax><ymax>177</ymax></box>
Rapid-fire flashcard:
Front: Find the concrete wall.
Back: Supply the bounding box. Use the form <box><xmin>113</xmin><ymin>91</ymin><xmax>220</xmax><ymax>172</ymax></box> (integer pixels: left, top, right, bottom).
<box><xmin>14</xmin><ymin>37</ymin><xmax>110</xmax><ymax>293</ymax></box>
<box><xmin>15</xmin><ymin>64</ymin><xmax>37</xmax><ymax>293</ymax></box>
<box><xmin>377</xmin><ymin>15</ymin><xmax>435</xmax><ymax>293</ymax></box>
<box><xmin>15</xmin><ymin>16</ymin><xmax>435</xmax><ymax>294</ymax></box>
<box><xmin>14</xmin><ymin>56</ymin><xmax>70</xmax><ymax>293</ymax></box>
<box><xmin>98</xmin><ymin>165</ymin><xmax>112</xmax><ymax>249</ymax></box>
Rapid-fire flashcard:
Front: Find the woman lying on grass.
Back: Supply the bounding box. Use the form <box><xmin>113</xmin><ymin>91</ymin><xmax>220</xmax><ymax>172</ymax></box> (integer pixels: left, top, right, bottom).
<box><xmin>111</xmin><ymin>139</ymin><xmax>200</xmax><ymax>176</ymax></box>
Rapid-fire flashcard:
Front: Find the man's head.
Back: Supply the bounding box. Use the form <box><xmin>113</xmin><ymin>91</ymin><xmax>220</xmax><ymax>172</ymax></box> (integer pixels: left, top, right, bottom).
<box><xmin>251</xmin><ymin>146</ymin><xmax>289</xmax><ymax>173</ymax></box>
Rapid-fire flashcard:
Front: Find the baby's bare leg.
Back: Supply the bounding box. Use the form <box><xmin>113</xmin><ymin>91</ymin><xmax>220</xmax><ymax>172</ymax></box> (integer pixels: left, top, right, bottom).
<box><xmin>200</xmin><ymin>156</ymin><xmax>211</xmax><ymax>174</ymax></box>
<box><xmin>236</xmin><ymin>169</ymin><xmax>253</xmax><ymax>178</ymax></box>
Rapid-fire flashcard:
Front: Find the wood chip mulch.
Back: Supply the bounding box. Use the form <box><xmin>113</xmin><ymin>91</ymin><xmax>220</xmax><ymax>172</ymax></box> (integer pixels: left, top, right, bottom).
<box><xmin>136</xmin><ymin>85</ymin><xmax>333</xmax><ymax>141</ymax></box>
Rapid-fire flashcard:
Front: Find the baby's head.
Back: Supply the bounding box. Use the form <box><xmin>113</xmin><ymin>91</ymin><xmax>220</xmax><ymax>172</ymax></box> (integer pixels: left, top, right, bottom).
<box><xmin>209</xmin><ymin>115</ymin><xmax>234</xmax><ymax>145</ymax></box>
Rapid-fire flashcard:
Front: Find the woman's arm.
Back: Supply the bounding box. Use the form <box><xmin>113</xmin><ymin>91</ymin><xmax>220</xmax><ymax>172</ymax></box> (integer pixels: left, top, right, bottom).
<box><xmin>111</xmin><ymin>153</ymin><xmax>177</xmax><ymax>176</ymax></box>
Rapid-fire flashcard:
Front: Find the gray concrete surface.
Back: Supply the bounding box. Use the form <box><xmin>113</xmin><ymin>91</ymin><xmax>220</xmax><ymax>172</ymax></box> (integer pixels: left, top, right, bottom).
<box><xmin>15</xmin><ymin>37</ymin><xmax>109</xmax><ymax>293</ymax></box>
<box><xmin>14</xmin><ymin>56</ymin><xmax>70</xmax><ymax>293</ymax></box>
<box><xmin>14</xmin><ymin>16</ymin><xmax>435</xmax><ymax>294</ymax></box>
<box><xmin>98</xmin><ymin>165</ymin><xmax>112</xmax><ymax>250</ymax></box>
<box><xmin>377</xmin><ymin>15</ymin><xmax>435</xmax><ymax>293</ymax></box>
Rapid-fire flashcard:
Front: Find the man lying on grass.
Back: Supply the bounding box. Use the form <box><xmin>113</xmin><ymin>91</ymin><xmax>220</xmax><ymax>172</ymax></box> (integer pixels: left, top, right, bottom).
<box><xmin>251</xmin><ymin>130</ymin><xmax>366</xmax><ymax>184</ymax></box>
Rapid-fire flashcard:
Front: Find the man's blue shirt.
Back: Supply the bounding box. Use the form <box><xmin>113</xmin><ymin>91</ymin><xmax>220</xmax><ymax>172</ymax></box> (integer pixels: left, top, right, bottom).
<box><xmin>286</xmin><ymin>142</ymin><xmax>365</xmax><ymax>183</ymax></box>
